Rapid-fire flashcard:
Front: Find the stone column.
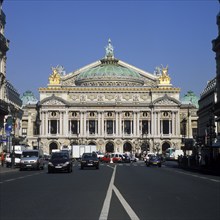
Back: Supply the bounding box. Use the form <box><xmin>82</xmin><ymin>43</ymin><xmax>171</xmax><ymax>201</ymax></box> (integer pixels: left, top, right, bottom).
<box><xmin>46</xmin><ymin>112</ymin><xmax>49</xmax><ymax>135</ymax></box>
<box><xmin>80</xmin><ymin>111</ymin><xmax>83</xmax><ymax>136</ymax></box>
<box><xmin>133</xmin><ymin>112</ymin><xmax>136</xmax><ymax>136</ymax></box>
<box><xmin>100</xmin><ymin>112</ymin><xmax>104</xmax><ymax>137</ymax></box>
<box><xmin>115</xmin><ymin>112</ymin><xmax>118</xmax><ymax>136</ymax></box>
<box><xmin>158</xmin><ymin>112</ymin><xmax>160</xmax><ymax>135</ymax></box>
<box><xmin>119</xmin><ymin>112</ymin><xmax>122</xmax><ymax>136</ymax></box>
<box><xmin>137</xmin><ymin>112</ymin><xmax>140</xmax><ymax>137</ymax></box>
<box><xmin>41</xmin><ymin>111</ymin><xmax>44</xmax><ymax>136</ymax></box>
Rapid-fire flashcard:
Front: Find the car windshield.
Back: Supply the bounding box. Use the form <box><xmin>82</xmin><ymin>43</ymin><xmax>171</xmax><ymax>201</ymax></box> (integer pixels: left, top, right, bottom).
<box><xmin>150</xmin><ymin>156</ymin><xmax>158</xmax><ymax>160</ymax></box>
<box><xmin>22</xmin><ymin>151</ymin><xmax>38</xmax><ymax>157</ymax></box>
<box><xmin>82</xmin><ymin>153</ymin><xmax>97</xmax><ymax>159</ymax></box>
<box><xmin>51</xmin><ymin>153</ymin><xmax>68</xmax><ymax>159</ymax></box>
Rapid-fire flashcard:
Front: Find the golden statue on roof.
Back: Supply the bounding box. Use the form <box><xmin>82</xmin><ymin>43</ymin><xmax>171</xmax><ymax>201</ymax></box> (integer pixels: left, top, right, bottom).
<box><xmin>158</xmin><ymin>65</ymin><xmax>171</xmax><ymax>85</ymax></box>
<box><xmin>49</xmin><ymin>66</ymin><xmax>61</xmax><ymax>85</ymax></box>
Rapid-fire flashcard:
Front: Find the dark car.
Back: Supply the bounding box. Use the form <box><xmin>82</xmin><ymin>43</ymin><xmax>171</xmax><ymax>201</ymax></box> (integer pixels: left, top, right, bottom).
<box><xmin>146</xmin><ymin>155</ymin><xmax>162</xmax><ymax>167</ymax></box>
<box><xmin>48</xmin><ymin>152</ymin><xmax>73</xmax><ymax>173</ymax></box>
<box><xmin>80</xmin><ymin>152</ymin><xmax>99</xmax><ymax>169</ymax></box>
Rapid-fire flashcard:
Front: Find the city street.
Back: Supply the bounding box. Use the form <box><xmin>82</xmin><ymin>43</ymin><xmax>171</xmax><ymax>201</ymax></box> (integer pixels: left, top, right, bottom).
<box><xmin>0</xmin><ymin>161</ymin><xmax>220</xmax><ymax>220</ymax></box>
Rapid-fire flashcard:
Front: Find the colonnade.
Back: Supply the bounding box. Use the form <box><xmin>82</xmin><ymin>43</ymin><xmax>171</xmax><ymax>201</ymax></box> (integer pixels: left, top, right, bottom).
<box><xmin>39</xmin><ymin>110</ymin><xmax>180</xmax><ymax>138</ymax></box>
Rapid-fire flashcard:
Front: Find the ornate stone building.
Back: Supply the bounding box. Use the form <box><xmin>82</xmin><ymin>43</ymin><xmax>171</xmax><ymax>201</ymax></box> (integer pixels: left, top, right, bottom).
<box><xmin>0</xmin><ymin>0</ymin><xmax>22</xmax><ymax>152</ymax></box>
<box><xmin>37</xmin><ymin>40</ymin><xmax>183</xmax><ymax>154</ymax></box>
<box><xmin>212</xmin><ymin>0</ymin><xmax>220</xmax><ymax>148</ymax></box>
<box><xmin>0</xmin><ymin>0</ymin><xmax>9</xmax><ymax>131</ymax></box>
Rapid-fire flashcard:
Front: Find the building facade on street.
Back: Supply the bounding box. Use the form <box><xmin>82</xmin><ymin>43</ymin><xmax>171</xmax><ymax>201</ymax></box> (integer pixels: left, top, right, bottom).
<box><xmin>0</xmin><ymin>0</ymin><xmax>22</xmax><ymax>152</ymax></box>
<box><xmin>34</xmin><ymin>40</ymin><xmax>187</xmax><ymax>154</ymax></box>
<box><xmin>212</xmin><ymin>0</ymin><xmax>220</xmax><ymax>149</ymax></box>
<box><xmin>0</xmin><ymin>0</ymin><xmax>9</xmax><ymax>130</ymax></box>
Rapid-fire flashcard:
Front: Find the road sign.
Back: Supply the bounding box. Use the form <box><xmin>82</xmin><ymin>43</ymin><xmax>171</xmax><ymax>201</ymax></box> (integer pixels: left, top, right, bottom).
<box><xmin>5</xmin><ymin>124</ymin><xmax>12</xmax><ymax>133</ymax></box>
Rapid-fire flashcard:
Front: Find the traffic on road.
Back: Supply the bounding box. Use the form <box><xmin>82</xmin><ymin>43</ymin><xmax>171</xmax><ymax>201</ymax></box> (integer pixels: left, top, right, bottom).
<box><xmin>1</xmin><ymin>157</ymin><xmax>220</xmax><ymax>220</ymax></box>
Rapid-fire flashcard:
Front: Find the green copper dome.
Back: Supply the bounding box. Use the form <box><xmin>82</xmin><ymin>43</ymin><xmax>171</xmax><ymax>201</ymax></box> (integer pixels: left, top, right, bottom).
<box><xmin>181</xmin><ymin>90</ymin><xmax>199</xmax><ymax>108</ymax></box>
<box><xmin>75</xmin><ymin>39</ymin><xmax>144</xmax><ymax>87</ymax></box>
<box><xmin>75</xmin><ymin>58</ymin><xmax>144</xmax><ymax>87</ymax></box>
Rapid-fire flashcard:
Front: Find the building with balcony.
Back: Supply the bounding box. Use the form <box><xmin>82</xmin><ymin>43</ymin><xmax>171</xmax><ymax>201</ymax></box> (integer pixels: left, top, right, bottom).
<box><xmin>0</xmin><ymin>0</ymin><xmax>22</xmax><ymax>152</ymax></box>
<box><xmin>0</xmin><ymin>0</ymin><xmax>9</xmax><ymax>130</ymax></box>
<box><xmin>212</xmin><ymin>0</ymin><xmax>220</xmax><ymax>149</ymax></box>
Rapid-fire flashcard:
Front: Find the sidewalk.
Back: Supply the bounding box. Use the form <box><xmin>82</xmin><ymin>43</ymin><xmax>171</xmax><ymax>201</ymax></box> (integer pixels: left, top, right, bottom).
<box><xmin>178</xmin><ymin>163</ymin><xmax>220</xmax><ymax>176</ymax></box>
<box><xmin>0</xmin><ymin>164</ymin><xmax>19</xmax><ymax>173</ymax></box>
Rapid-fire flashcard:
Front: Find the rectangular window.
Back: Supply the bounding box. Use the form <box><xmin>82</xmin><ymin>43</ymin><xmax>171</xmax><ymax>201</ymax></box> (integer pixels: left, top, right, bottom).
<box><xmin>22</xmin><ymin>128</ymin><xmax>27</xmax><ymax>135</ymax></box>
<box><xmin>50</xmin><ymin>120</ymin><xmax>58</xmax><ymax>134</ymax></box>
<box><xmin>71</xmin><ymin>120</ymin><xmax>78</xmax><ymax>134</ymax></box>
<box><xmin>124</xmin><ymin>120</ymin><xmax>131</xmax><ymax>134</ymax></box>
<box><xmin>89</xmin><ymin>120</ymin><xmax>95</xmax><ymax>134</ymax></box>
<box><xmin>142</xmin><ymin>120</ymin><xmax>148</xmax><ymax>134</ymax></box>
<box><xmin>107</xmin><ymin>120</ymin><xmax>113</xmax><ymax>134</ymax></box>
<box><xmin>163</xmin><ymin>120</ymin><xmax>169</xmax><ymax>134</ymax></box>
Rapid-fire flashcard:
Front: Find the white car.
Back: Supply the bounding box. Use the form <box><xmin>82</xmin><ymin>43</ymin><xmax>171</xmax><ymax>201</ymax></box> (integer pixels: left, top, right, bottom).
<box><xmin>144</xmin><ymin>152</ymin><xmax>155</xmax><ymax>162</ymax></box>
<box><xmin>96</xmin><ymin>152</ymin><xmax>105</xmax><ymax>160</ymax></box>
<box><xmin>5</xmin><ymin>151</ymin><xmax>22</xmax><ymax>167</ymax></box>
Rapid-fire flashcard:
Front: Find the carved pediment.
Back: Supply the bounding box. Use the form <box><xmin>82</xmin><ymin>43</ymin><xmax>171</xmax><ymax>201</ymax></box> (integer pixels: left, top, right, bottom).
<box><xmin>153</xmin><ymin>95</ymin><xmax>180</xmax><ymax>106</ymax></box>
<box><xmin>41</xmin><ymin>95</ymin><xmax>67</xmax><ymax>106</ymax></box>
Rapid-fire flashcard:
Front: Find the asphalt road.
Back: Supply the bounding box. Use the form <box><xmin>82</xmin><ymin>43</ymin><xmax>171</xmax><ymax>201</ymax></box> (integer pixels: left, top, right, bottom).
<box><xmin>0</xmin><ymin>161</ymin><xmax>220</xmax><ymax>220</ymax></box>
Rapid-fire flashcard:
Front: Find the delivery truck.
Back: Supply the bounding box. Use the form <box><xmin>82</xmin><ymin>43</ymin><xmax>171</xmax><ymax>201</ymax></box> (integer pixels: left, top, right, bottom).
<box><xmin>71</xmin><ymin>145</ymin><xmax>97</xmax><ymax>160</ymax></box>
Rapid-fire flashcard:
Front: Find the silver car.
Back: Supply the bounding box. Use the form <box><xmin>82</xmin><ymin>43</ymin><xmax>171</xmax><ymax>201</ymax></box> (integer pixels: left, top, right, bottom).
<box><xmin>20</xmin><ymin>150</ymin><xmax>44</xmax><ymax>171</ymax></box>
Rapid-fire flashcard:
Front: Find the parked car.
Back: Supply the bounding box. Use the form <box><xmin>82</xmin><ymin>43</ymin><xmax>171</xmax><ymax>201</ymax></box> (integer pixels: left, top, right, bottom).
<box><xmin>48</xmin><ymin>152</ymin><xmax>73</xmax><ymax>173</ymax></box>
<box><xmin>80</xmin><ymin>152</ymin><xmax>99</xmax><ymax>169</ymax></box>
<box><xmin>146</xmin><ymin>155</ymin><xmax>162</xmax><ymax>167</ymax></box>
<box><xmin>122</xmin><ymin>154</ymin><xmax>131</xmax><ymax>163</ymax></box>
<box><xmin>111</xmin><ymin>153</ymin><xmax>125</xmax><ymax>163</ymax></box>
<box><xmin>100</xmin><ymin>154</ymin><xmax>111</xmax><ymax>163</ymax></box>
<box><xmin>6</xmin><ymin>151</ymin><xmax>22</xmax><ymax>168</ymax></box>
<box><xmin>96</xmin><ymin>151</ymin><xmax>105</xmax><ymax>160</ymax></box>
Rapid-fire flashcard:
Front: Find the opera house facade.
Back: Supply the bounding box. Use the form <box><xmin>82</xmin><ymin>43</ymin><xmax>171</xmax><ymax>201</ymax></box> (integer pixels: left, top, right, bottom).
<box><xmin>38</xmin><ymin>40</ymin><xmax>182</xmax><ymax>154</ymax></box>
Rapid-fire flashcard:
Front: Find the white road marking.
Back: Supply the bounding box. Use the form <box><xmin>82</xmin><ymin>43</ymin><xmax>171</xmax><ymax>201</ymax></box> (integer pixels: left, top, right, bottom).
<box><xmin>99</xmin><ymin>165</ymin><xmax>116</xmax><ymax>220</ymax></box>
<box><xmin>113</xmin><ymin>185</ymin><xmax>140</xmax><ymax>220</ymax></box>
<box><xmin>0</xmin><ymin>172</ymin><xmax>42</xmax><ymax>184</ymax></box>
<box><xmin>99</xmin><ymin>166</ymin><xmax>140</xmax><ymax>220</ymax></box>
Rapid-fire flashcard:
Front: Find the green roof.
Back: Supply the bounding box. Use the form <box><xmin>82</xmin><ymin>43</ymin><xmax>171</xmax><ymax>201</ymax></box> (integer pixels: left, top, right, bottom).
<box><xmin>77</xmin><ymin>63</ymin><xmax>141</xmax><ymax>80</ymax></box>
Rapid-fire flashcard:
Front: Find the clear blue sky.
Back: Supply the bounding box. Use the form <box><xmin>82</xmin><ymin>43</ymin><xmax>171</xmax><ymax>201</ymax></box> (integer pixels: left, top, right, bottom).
<box><xmin>3</xmin><ymin>0</ymin><xmax>219</xmax><ymax>100</ymax></box>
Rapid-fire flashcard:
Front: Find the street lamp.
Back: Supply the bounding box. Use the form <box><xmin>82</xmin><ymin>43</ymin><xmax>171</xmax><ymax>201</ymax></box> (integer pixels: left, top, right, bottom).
<box><xmin>181</xmin><ymin>118</ymin><xmax>187</xmax><ymax>156</ymax></box>
<box><xmin>10</xmin><ymin>108</ymin><xmax>18</xmax><ymax>169</ymax></box>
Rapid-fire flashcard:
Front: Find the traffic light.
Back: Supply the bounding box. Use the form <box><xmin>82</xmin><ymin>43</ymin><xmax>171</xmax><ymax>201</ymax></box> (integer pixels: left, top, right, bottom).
<box><xmin>6</xmin><ymin>116</ymin><xmax>13</xmax><ymax>126</ymax></box>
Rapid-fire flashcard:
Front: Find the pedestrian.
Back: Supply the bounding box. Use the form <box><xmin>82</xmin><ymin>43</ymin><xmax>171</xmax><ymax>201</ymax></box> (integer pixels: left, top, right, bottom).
<box><xmin>1</xmin><ymin>152</ymin><xmax>5</xmax><ymax>167</ymax></box>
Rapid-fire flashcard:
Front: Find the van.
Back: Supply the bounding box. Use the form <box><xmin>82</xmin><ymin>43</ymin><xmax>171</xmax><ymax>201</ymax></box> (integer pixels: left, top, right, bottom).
<box><xmin>166</xmin><ymin>148</ymin><xmax>184</xmax><ymax>160</ymax></box>
<box><xmin>20</xmin><ymin>149</ymin><xmax>44</xmax><ymax>171</ymax></box>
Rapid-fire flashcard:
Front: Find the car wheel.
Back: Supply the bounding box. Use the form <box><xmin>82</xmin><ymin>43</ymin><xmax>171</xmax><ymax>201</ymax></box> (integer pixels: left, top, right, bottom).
<box><xmin>81</xmin><ymin>166</ymin><xmax>84</xmax><ymax>170</ymax></box>
<box><xmin>96</xmin><ymin>166</ymin><xmax>99</xmax><ymax>169</ymax></box>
